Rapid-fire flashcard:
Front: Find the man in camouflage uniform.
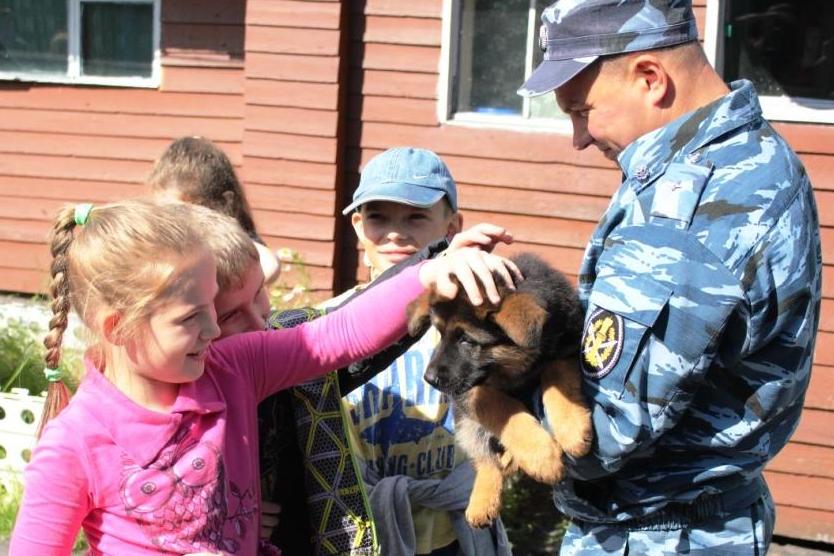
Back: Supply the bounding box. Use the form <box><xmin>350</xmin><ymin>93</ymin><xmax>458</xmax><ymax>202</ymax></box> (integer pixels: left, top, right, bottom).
<box><xmin>517</xmin><ymin>0</ymin><xmax>822</xmax><ymax>553</ymax></box>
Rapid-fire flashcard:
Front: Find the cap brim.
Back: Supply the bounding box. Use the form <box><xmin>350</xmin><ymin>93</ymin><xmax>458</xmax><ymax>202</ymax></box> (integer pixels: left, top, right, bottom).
<box><xmin>341</xmin><ymin>184</ymin><xmax>446</xmax><ymax>215</ymax></box>
<box><xmin>517</xmin><ymin>57</ymin><xmax>598</xmax><ymax>97</ymax></box>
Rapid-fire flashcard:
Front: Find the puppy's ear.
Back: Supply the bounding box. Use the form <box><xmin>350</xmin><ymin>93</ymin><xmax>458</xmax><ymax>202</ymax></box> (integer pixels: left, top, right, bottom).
<box><xmin>407</xmin><ymin>292</ymin><xmax>433</xmax><ymax>337</ymax></box>
<box><xmin>492</xmin><ymin>293</ymin><xmax>547</xmax><ymax>348</ymax></box>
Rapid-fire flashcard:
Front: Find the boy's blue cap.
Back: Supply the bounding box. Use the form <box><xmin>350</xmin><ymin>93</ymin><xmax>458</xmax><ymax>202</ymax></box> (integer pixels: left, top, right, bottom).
<box><xmin>518</xmin><ymin>0</ymin><xmax>698</xmax><ymax>97</ymax></box>
<box><xmin>342</xmin><ymin>147</ymin><xmax>458</xmax><ymax>215</ymax></box>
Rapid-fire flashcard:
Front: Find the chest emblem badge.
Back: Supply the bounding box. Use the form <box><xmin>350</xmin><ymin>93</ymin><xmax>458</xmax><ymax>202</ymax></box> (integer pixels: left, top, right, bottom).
<box><xmin>581</xmin><ymin>308</ymin><xmax>624</xmax><ymax>378</ymax></box>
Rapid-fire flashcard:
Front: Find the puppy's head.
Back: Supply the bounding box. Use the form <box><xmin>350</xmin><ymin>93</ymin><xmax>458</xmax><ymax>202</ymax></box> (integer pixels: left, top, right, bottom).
<box><xmin>406</xmin><ymin>286</ymin><xmax>547</xmax><ymax>397</ymax></box>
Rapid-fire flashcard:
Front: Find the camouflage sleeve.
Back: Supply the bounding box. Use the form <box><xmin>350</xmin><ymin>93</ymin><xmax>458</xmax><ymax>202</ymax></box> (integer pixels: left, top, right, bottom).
<box><xmin>567</xmin><ymin>223</ymin><xmax>745</xmax><ymax>479</ymax></box>
<box><xmin>567</xmin><ymin>184</ymin><xmax>820</xmax><ymax>480</ymax></box>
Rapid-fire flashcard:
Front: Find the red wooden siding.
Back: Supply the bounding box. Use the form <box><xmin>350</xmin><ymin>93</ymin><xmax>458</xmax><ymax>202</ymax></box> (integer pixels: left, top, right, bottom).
<box><xmin>0</xmin><ymin>0</ymin><xmax>246</xmax><ymax>295</ymax></box>
<box><xmin>242</xmin><ymin>0</ymin><xmax>346</xmax><ymax>298</ymax></box>
<box><xmin>346</xmin><ymin>0</ymin><xmax>834</xmax><ymax>545</ymax></box>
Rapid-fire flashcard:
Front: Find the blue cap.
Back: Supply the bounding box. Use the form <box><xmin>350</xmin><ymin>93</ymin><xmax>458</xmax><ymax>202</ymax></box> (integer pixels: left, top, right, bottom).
<box><xmin>518</xmin><ymin>0</ymin><xmax>698</xmax><ymax>97</ymax></box>
<box><xmin>342</xmin><ymin>147</ymin><xmax>458</xmax><ymax>215</ymax></box>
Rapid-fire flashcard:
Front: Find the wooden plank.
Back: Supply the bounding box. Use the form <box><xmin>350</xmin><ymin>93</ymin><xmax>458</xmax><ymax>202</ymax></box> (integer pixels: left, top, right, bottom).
<box><xmin>352</xmin><ymin>69</ymin><xmax>438</xmax><ymax>100</ymax></box>
<box><xmin>0</xmin><ymin>86</ymin><xmax>243</xmax><ymax>119</ymax></box>
<box><xmin>361</xmin><ymin>15</ymin><xmax>442</xmax><ymax>46</ymax></box>
<box><xmin>814</xmin><ymin>333</ymin><xmax>834</xmax><ymax>367</ymax></box>
<box><xmin>0</xmin><ymin>131</ymin><xmax>241</xmax><ymax>166</ymax></box>
<box><xmin>0</xmin><ymin>108</ymin><xmax>242</xmax><ymax>142</ymax></box>
<box><xmin>360</xmin><ymin>43</ymin><xmax>440</xmax><ymax>74</ymax></box>
<box><xmin>253</xmin><ymin>208</ymin><xmax>334</xmax><ymax>241</ymax></box>
<box><xmin>162</xmin><ymin>22</ymin><xmax>245</xmax><ymax>58</ymax></box>
<box><xmin>358</xmin><ymin>121</ymin><xmax>612</xmax><ymax>166</ymax></box>
<box><xmin>0</xmin><ymin>267</ymin><xmax>48</xmax><ymax>295</ymax></box>
<box><xmin>354</xmin><ymin>94</ymin><xmax>438</xmax><ymax>126</ymax></box>
<box><xmin>807</xmin><ymin>366</ymin><xmax>834</xmax><ymax>411</ymax></box>
<box><xmin>0</xmin><ymin>153</ymin><xmax>150</xmax><ymax>184</ymax></box>
<box><xmin>0</xmin><ymin>196</ymin><xmax>72</xmax><ymax>222</ymax></box>
<box><xmin>820</xmin><ymin>299</ymin><xmax>834</xmax><ymax>334</ymax></box>
<box><xmin>768</xmin><ymin>442</ymin><xmax>834</xmax><ymax>480</ymax></box>
<box><xmin>354</xmin><ymin>147</ymin><xmax>620</xmax><ymax>197</ymax></box>
<box><xmin>241</xmin><ymin>157</ymin><xmax>337</xmax><ymax>190</ymax></box>
<box><xmin>790</xmin><ymin>408</ymin><xmax>834</xmax><ymax>447</ymax></box>
<box><xmin>261</xmin><ymin>236</ymin><xmax>335</xmax><ymax>268</ymax></box>
<box><xmin>460</xmin><ymin>210</ymin><xmax>594</xmax><ymax>250</ymax></box>
<box><xmin>0</xmin><ymin>176</ymin><xmax>145</xmax><ymax>203</ymax></box>
<box><xmin>163</xmin><ymin>0</ymin><xmax>245</xmax><ymax>25</ymax></box>
<box><xmin>246</xmin><ymin>52</ymin><xmax>340</xmax><ymax>83</ymax></box>
<box><xmin>246</xmin><ymin>1</ymin><xmax>340</xmax><ymax>30</ymax></box>
<box><xmin>771</xmin><ymin>504</ymin><xmax>834</xmax><ymax>545</ymax></box>
<box><xmin>363</xmin><ymin>0</ymin><xmax>442</xmax><ymax>19</ymax></box>
<box><xmin>825</xmin><ymin>267</ymin><xmax>834</xmax><ymax>300</ymax></box>
<box><xmin>0</xmin><ymin>219</ymin><xmax>52</xmax><ymax>244</ymax></box>
<box><xmin>457</xmin><ymin>184</ymin><xmax>609</xmax><ymax>223</ymax></box>
<box><xmin>161</xmin><ymin>65</ymin><xmax>244</xmax><ymax>95</ymax></box>
<box><xmin>243</xmin><ymin>130</ymin><xmax>337</xmax><ymax>165</ymax></box>
<box><xmin>775</xmin><ymin>122</ymin><xmax>834</xmax><ymax>156</ymax></box>
<box><xmin>246</xmin><ymin>79</ymin><xmax>338</xmax><ymax>111</ymax></box>
<box><xmin>0</xmin><ymin>240</ymin><xmax>49</xmax><ymax>270</ymax></box>
<box><xmin>246</xmin><ymin>184</ymin><xmax>336</xmax><ymax>216</ymax></box>
<box><xmin>246</xmin><ymin>26</ymin><xmax>340</xmax><ymax>57</ymax></box>
<box><xmin>766</xmin><ymin>470</ymin><xmax>834</xmax><ymax>513</ymax></box>
<box><xmin>245</xmin><ymin>105</ymin><xmax>338</xmax><ymax>138</ymax></box>
<box><xmin>816</xmin><ymin>190</ymin><xmax>834</xmax><ymax>228</ymax></box>
<box><xmin>803</xmin><ymin>154</ymin><xmax>834</xmax><ymax>192</ymax></box>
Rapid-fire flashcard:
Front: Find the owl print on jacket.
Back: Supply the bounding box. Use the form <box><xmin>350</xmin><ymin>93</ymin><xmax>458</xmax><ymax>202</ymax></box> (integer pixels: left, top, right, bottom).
<box><xmin>120</xmin><ymin>431</ymin><xmax>257</xmax><ymax>553</ymax></box>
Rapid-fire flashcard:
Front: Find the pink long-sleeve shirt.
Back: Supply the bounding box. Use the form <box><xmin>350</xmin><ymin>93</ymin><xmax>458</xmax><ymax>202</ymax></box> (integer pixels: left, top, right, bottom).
<box><xmin>11</xmin><ymin>266</ymin><xmax>424</xmax><ymax>556</ymax></box>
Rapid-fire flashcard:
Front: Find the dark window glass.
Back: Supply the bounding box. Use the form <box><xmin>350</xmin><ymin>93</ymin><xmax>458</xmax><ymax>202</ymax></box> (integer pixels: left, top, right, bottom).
<box><xmin>81</xmin><ymin>2</ymin><xmax>153</xmax><ymax>77</ymax></box>
<box><xmin>455</xmin><ymin>0</ymin><xmax>528</xmax><ymax>115</ymax></box>
<box><xmin>0</xmin><ymin>0</ymin><xmax>68</xmax><ymax>74</ymax></box>
<box><xmin>722</xmin><ymin>0</ymin><xmax>834</xmax><ymax>100</ymax></box>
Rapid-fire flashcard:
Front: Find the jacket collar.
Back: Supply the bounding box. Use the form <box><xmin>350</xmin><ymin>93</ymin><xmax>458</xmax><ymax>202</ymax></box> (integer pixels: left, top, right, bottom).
<box><xmin>617</xmin><ymin>80</ymin><xmax>762</xmax><ymax>190</ymax></box>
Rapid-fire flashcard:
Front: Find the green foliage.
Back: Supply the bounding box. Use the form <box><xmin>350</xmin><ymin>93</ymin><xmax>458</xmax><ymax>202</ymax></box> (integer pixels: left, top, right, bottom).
<box><xmin>502</xmin><ymin>474</ymin><xmax>569</xmax><ymax>555</ymax></box>
<box><xmin>0</xmin><ymin>318</ymin><xmax>82</xmax><ymax>395</ymax></box>
<box><xmin>0</xmin><ymin>479</ymin><xmax>88</xmax><ymax>550</ymax></box>
<box><xmin>269</xmin><ymin>249</ymin><xmax>317</xmax><ymax>310</ymax></box>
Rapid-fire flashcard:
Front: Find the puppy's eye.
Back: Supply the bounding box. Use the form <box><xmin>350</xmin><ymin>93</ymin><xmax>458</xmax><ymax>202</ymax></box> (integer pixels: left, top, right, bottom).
<box><xmin>458</xmin><ymin>335</ymin><xmax>476</xmax><ymax>347</ymax></box>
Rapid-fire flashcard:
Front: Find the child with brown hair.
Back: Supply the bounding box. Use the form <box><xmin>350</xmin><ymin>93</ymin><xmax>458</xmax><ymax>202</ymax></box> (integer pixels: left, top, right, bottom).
<box><xmin>10</xmin><ymin>199</ymin><xmax>518</xmax><ymax>556</ymax></box>
<box><xmin>148</xmin><ymin>136</ymin><xmax>281</xmax><ymax>285</ymax></box>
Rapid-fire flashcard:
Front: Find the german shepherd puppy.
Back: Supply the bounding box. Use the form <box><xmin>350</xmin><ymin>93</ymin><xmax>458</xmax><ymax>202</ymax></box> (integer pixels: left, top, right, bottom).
<box><xmin>407</xmin><ymin>253</ymin><xmax>592</xmax><ymax>527</ymax></box>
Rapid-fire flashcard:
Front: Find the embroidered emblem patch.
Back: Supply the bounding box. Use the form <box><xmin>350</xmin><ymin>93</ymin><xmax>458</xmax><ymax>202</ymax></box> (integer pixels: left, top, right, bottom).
<box><xmin>581</xmin><ymin>308</ymin><xmax>624</xmax><ymax>378</ymax></box>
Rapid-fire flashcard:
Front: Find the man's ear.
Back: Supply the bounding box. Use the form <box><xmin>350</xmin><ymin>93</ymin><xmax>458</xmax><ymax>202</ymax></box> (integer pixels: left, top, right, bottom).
<box><xmin>629</xmin><ymin>53</ymin><xmax>669</xmax><ymax>108</ymax></box>
<box><xmin>351</xmin><ymin>210</ymin><xmax>365</xmax><ymax>238</ymax></box>
<box><xmin>406</xmin><ymin>292</ymin><xmax>433</xmax><ymax>337</ymax></box>
<box><xmin>491</xmin><ymin>293</ymin><xmax>547</xmax><ymax>348</ymax></box>
<box><xmin>446</xmin><ymin>212</ymin><xmax>463</xmax><ymax>239</ymax></box>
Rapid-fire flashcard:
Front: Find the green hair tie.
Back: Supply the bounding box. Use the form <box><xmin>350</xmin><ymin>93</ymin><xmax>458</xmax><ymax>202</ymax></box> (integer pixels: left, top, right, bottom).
<box><xmin>44</xmin><ymin>367</ymin><xmax>62</xmax><ymax>383</ymax></box>
<box><xmin>74</xmin><ymin>203</ymin><xmax>94</xmax><ymax>226</ymax></box>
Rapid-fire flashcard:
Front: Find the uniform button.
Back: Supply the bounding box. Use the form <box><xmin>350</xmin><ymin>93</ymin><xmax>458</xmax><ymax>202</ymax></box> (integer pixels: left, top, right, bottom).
<box><xmin>634</xmin><ymin>165</ymin><xmax>650</xmax><ymax>182</ymax></box>
<box><xmin>686</xmin><ymin>152</ymin><xmax>702</xmax><ymax>164</ymax></box>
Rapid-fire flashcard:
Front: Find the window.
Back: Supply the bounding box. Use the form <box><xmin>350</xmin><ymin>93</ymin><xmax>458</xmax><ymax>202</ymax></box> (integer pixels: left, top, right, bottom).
<box><xmin>705</xmin><ymin>0</ymin><xmax>834</xmax><ymax>124</ymax></box>
<box><xmin>0</xmin><ymin>0</ymin><xmax>160</xmax><ymax>87</ymax></box>
<box><xmin>441</xmin><ymin>0</ymin><xmax>568</xmax><ymax>131</ymax></box>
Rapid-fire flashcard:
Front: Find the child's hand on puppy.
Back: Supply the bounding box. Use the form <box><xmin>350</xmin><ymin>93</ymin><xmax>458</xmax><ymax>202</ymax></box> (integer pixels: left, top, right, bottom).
<box><xmin>448</xmin><ymin>223</ymin><xmax>514</xmax><ymax>254</ymax></box>
<box><xmin>420</xmin><ymin>247</ymin><xmax>522</xmax><ymax>306</ymax></box>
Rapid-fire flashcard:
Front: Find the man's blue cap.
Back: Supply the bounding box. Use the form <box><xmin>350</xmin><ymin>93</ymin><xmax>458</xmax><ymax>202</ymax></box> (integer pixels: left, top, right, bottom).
<box><xmin>518</xmin><ymin>0</ymin><xmax>698</xmax><ymax>97</ymax></box>
<box><xmin>342</xmin><ymin>147</ymin><xmax>458</xmax><ymax>215</ymax></box>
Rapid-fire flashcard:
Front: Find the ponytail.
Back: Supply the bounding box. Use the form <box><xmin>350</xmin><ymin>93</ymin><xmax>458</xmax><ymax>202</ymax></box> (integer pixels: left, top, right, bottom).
<box><xmin>37</xmin><ymin>205</ymin><xmax>82</xmax><ymax>438</ymax></box>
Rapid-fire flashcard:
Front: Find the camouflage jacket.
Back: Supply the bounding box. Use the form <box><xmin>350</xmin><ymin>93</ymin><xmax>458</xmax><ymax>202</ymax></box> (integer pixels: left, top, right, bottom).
<box><xmin>555</xmin><ymin>80</ymin><xmax>822</xmax><ymax>524</ymax></box>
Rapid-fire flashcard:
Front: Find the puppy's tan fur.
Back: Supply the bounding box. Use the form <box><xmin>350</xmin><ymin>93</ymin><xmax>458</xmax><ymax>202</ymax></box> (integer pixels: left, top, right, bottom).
<box><xmin>407</xmin><ymin>253</ymin><xmax>592</xmax><ymax>527</ymax></box>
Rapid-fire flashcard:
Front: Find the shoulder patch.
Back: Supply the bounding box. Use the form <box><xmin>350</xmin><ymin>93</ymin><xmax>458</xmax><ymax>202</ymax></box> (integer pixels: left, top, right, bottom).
<box><xmin>581</xmin><ymin>308</ymin><xmax>624</xmax><ymax>379</ymax></box>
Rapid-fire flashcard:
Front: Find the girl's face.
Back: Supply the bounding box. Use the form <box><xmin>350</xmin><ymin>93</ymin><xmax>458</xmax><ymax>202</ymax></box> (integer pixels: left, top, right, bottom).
<box><xmin>128</xmin><ymin>251</ymin><xmax>221</xmax><ymax>387</ymax></box>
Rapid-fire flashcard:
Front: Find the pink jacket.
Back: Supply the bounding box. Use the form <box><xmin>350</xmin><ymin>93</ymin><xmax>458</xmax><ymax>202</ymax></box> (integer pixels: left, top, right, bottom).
<box><xmin>11</xmin><ymin>266</ymin><xmax>424</xmax><ymax>555</ymax></box>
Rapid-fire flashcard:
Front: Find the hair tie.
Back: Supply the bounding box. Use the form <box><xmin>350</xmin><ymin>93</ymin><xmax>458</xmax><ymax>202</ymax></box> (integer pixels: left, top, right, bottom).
<box><xmin>44</xmin><ymin>367</ymin><xmax>62</xmax><ymax>383</ymax></box>
<box><xmin>74</xmin><ymin>203</ymin><xmax>94</xmax><ymax>226</ymax></box>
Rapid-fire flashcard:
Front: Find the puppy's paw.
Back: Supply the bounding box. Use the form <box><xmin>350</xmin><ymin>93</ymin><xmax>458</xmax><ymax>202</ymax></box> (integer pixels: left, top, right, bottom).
<box><xmin>509</xmin><ymin>428</ymin><xmax>564</xmax><ymax>484</ymax></box>
<box><xmin>552</xmin><ymin>406</ymin><xmax>593</xmax><ymax>458</ymax></box>
<box><xmin>465</xmin><ymin>493</ymin><xmax>502</xmax><ymax>529</ymax></box>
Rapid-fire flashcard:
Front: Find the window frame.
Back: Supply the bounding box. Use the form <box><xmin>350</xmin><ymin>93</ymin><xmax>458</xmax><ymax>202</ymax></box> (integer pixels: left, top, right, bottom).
<box><xmin>438</xmin><ymin>0</ymin><xmax>572</xmax><ymax>134</ymax></box>
<box><xmin>704</xmin><ymin>0</ymin><xmax>834</xmax><ymax>125</ymax></box>
<box><xmin>0</xmin><ymin>0</ymin><xmax>161</xmax><ymax>88</ymax></box>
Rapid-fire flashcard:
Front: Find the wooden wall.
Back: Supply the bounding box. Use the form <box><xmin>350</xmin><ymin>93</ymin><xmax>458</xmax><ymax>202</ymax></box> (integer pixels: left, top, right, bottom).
<box><xmin>241</xmin><ymin>0</ymin><xmax>348</xmax><ymax>299</ymax></box>
<box><xmin>346</xmin><ymin>0</ymin><xmax>834</xmax><ymax>544</ymax></box>
<box><xmin>0</xmin><ymin>0</ymin><xmax>247</xmax><ymax>294</ymax></box>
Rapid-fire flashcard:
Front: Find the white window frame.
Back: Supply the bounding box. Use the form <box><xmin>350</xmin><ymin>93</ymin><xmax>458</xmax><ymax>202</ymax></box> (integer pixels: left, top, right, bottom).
<box><xmin>438</xmin><ymin>0</ymin><xmax>572</xmax><ymax>134</ymax></box>
<box><xmin>0</xmin><ymin>0</ymin><xmax>161</xmax><ymax>88</ymax></box>
<box><xmin>704</xmin><ymin>0</ymin><xmax>834</xmax><ymax>125</ymax></box>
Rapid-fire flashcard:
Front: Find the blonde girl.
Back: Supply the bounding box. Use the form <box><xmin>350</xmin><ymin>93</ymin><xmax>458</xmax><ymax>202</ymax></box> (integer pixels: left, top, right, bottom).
<box><xmin>10</xmin><ymin>199</ymin><xmax>517</xmax><ymax>556</ymax></box>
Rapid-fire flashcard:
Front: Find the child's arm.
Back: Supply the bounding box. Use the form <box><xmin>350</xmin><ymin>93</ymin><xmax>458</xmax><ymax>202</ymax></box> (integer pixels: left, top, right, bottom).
<box><xmin>10</xmin><ymin>426</ymin><xmax>91</xmax><ymax>555</ymax></box>
<box><xmin>217</xmin><ymin>249</ymin><xmax>519</xmax><ymax>399</ymax></box>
